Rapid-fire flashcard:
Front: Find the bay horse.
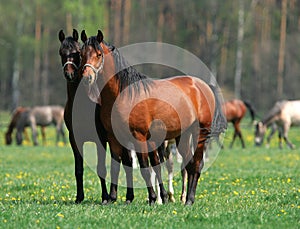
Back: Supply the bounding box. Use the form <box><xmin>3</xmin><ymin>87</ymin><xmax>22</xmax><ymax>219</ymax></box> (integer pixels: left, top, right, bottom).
<box><xmin>222</xmin><ymin>99</ymin><xmax>255</xmax><ymax>148</ymax></box>
<box><xmin>80</xmin><ymin>30</ymin><xmax>226</xmax><ymax>205</ymax></box>
<box><xmin>58</xmin><ymin>30</ymin><xmax>135</xmax><ymax>204</ymax></box>
<box><xmin>15</xmin><ymin>105</ymin><xmax>66</xmax><ymax>146</ymax></box>
<box><xmin>5</xmin><ymin>106</ymin><xmax>45</xmax><ymax>145</ymax></box>
<box><xmin>255</xmin><ymin>100</ymin><xmax>300</xmax><ymax>149</ymax></box>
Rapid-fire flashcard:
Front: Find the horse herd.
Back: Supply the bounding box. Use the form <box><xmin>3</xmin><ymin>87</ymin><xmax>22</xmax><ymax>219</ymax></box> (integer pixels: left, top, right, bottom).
<box><xmin>4</xmin><ymin>29</ymin><xmax>300</xmax><ymax>206</ymax></box>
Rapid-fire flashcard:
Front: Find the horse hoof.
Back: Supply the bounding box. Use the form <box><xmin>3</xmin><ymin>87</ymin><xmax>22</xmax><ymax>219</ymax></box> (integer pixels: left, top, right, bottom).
<box><xmin>168</xmin><ymin>193</ymin><xmax>176</xmax><ymax>203</ymax></box>
<box><xmin>102</xmin><ymin>199</ymin><xmax>109</xmax><ymax>205</ymax></box>
<box><xmin>185</xmin><ymin>200</ymin><xmax>193</xmax><ymax>206</ymax></box>
<box><xmin>125</xmin><ymin>200</ymin><xmax>132</xmax><ymax>204</ymax></box>
<box><xmin>75</xmin><ymin>198</ymin><xmax>83</xmax><ymax>204</ymax></box>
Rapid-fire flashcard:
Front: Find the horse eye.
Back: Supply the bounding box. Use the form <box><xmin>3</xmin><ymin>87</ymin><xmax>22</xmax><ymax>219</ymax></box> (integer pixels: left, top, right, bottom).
<box><xmin>97</xmin><ymin>53</ymin><xmax>102</xmax><ymax>58</ymax></box>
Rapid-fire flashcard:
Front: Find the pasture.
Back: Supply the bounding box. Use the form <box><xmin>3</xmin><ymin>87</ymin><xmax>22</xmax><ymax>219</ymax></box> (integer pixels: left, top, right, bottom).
<box><xmin>0</xmin><ymin>113</ymin><xmax>299</xmax><ymax>228</ymax></box>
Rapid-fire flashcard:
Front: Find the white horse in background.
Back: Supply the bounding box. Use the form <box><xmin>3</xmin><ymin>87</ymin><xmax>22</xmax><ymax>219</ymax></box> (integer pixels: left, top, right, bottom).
<box><xmin>255</xmin><ymin>100</ymin><xmax>300</xmax><ymax>149</ymax></box>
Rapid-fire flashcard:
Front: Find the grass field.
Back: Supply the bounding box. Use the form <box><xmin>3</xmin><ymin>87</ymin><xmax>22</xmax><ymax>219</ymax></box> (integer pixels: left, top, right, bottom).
<box><xmin>0</xmin><ymin>113</ymin><xmax>299</xmax><ymax>228</ymax></box>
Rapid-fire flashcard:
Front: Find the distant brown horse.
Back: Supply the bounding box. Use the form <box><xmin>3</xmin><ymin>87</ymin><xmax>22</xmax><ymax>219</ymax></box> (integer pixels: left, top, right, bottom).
<box><xmin>59</xmin><ymin>29</ymin><xmax>135</xmax><ymax>204</ymax></box>
<box><xmin>5</xmin><ymin>107</ymin><xmax>46</xmax><ymax>145</ymax></box>
<box><xmin>80</xmin><ymin>30</ymin><xmax>226</xmax><ymax>205</ymax></box>
<box><xmin>222</xmin><ymin>99</ymin><xmax>255</xmax><ymax>148</ymax></box>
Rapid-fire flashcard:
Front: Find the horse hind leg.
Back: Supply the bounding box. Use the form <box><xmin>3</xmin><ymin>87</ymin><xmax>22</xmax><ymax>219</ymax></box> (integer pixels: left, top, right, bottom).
<box><xmin>165</xmin><ymin>143</ymin><xmax>176</xmax><ymax>202</ymax></box>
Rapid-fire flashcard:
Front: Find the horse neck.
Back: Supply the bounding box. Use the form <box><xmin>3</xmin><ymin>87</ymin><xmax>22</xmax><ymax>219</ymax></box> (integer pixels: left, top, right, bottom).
<box><xmin>66</xmin><ymin>80</ymin><xmax>80</xmax><ymax>103</ymax></box>
<box><xmin>101</xmin><ymin>53</ymin><xmax>121</xmax><ymax>103</ymax></box>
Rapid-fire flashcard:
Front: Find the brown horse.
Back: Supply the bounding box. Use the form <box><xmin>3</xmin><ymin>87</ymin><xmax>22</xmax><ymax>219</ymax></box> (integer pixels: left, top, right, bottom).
<box><xmin>5</xmin><ymin>107</ymin><xmax>46</xmax><ymax>145</ymax></box>
<box><xmin>80</xmin><ymin>30</ymin><xmax>226</xmax><ymax>205</ymax></box>
<box><xmin>222</xmin><ymin>99</ymin><xmax>255</xmax><ymax>148</ymax></box>
<box><xmin>59</xmin><ymin>30</ymin><xmax>135</xmax><ymax>204</ymax></box>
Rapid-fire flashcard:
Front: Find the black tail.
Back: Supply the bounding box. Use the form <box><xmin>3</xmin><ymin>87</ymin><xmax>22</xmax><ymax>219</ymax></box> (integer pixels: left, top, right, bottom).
<box><xmin>243</xmin><ymin>100</ymin><xmax>256</xmax><ymax>122</ymax></box>
<box><xmin>209</xmin><ymin>85</ymin><xmax>227</xmax><ymax>138</ymax></box>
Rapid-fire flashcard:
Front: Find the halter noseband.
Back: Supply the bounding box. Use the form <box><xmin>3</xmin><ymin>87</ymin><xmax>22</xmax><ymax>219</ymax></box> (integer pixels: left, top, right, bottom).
<box><xmin>62</xmin><ymin>60</ymin><xmax>79</xmax><ymax>70</ymax></box>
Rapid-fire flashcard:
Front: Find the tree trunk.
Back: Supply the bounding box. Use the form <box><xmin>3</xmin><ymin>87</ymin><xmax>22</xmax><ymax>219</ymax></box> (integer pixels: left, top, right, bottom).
<box><xmin>234</xmin><ymin>0</ymin><xmax>244</xmax><ymax>99</ymax></box>
<box><xmin>122</xmin><ymin>0</ymin><xmax>131</xmax><ymax>44</ymax></box>
<box><xmin>277</xmin><ymin>0</ymin><xmax>287</xmax><ymax>99</ymax></box>
<box><xmin>41</xmin><ymin>27</ymin><xmax>50</xmax><ymax>105</ymax></box>
<box><xmin>33</xmin><ymin>4</ymin><xmax>42</xmax><ymax>105</ymax></box>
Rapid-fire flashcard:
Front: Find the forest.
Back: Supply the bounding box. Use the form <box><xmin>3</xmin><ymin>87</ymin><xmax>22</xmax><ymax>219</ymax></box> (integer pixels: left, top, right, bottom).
<box><xmin>0</xmin><ymin>0</ymin><xmax>299</xmax><ymax>113</ymax></box>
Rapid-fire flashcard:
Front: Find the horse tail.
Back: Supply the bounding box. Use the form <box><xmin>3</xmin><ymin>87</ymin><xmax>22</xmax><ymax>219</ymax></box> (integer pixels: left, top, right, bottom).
<box><xmin>209</xmin><ymin>85</ymin><xmax>227</xmax><ymax>138</ymax></box>
<box><xmin>242</xmin><ymin>100</ymin><xmax>256</xmax><ymax>122</ymax></box>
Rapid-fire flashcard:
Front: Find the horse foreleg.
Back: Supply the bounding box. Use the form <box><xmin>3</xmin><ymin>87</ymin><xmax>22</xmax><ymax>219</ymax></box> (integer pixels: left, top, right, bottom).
<box><xmin>41</xmin><ymin>126</ymin><xmax>46</xmax><ymax>145</ymax></box>
<box><xmin>109</xmin><ymin>152</ymin><xmax>121</xmax><ymax>202</ymax></box>
<box><xmin>283</xmin><ymin>123</ymin><xmax>295</xmax><ymax>149</ymax></box>
<box><xmin>69</xmin><ymin>131</ymin><xmax>84</xmax><ymax>203</ymax></box>
<box><xmin>121</xmin><ymin>148</ymin><xmax>134</xmax><ymax>203</ymax></box>
<box><xmin>96</xmin><ymin>143</ymin><xmax>109</xmax><ymax>204</ymax></box>
<box><xmin>266</xmin><ymin>124</ymin><xmax>277</xmax><ymax>148</ymax></box>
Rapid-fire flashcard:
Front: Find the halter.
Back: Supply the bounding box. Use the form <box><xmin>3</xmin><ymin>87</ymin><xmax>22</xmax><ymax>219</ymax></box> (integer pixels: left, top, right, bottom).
<box><xmin>82</xmin><ymin>44</ymin><xmax>105</xmax><ymax>80</ymax></box>
<box><xmin>62</xmin><ymin>60</ymin><xmax>79</xmax><ymax>70</ymax></box>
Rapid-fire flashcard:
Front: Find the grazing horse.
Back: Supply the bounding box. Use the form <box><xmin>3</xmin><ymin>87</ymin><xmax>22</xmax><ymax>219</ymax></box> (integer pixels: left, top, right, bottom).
<box><xmin>5</xmin><ymin>107</ymin><xmax>45</xmax><ymax>145</ymax></box>
<box><xmin>58</xmin><ymin>30</ymin><xmax>134</xmax><ymax>204</ymax></box>
<box><xmin>15</xmin><ymin>105</ymin><xmax>66</xmax><ymax>146</ymax></box>
<box><xmin>222</xmin><ymin>99</ymin><xmax>255</xmax><ymax>148</ymax></box>
<box><xmin>80</xmin><ymin>30</ymin><xmax>226</xmax><ymax>205</ymax></box>
<box><xmin>255</xmin><ymin>100</ymin><xmax>300</xmax><ymax>149</ymax></box>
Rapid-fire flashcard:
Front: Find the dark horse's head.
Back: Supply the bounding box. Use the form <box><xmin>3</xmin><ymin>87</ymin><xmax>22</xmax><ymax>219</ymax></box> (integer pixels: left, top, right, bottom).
<box><xmin>58</xmin><ymin>29</ymin><xmax>81</xmax><ymax>82</ymax></box>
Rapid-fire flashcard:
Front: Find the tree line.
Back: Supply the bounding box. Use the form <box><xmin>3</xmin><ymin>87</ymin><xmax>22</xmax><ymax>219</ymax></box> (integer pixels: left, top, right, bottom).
<box><xmin>0</xmin><ymin>0</ymin><xmax>299</xmax><ymax>115</ymax></box>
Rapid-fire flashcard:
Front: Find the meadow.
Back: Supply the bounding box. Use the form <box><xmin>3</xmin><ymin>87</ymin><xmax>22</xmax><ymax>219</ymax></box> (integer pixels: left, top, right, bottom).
<box><xmin>0</xmin><ymin>112</ymin><xmax>299</xmax><ymax>229</ymax></box>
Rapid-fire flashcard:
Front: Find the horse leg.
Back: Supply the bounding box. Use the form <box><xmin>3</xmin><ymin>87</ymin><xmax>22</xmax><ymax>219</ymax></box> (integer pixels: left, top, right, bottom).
<box><xmin>148</xmin><ymin>143</ymin><xmax>168</xmax><ymax>204</ymax></box>
<box><xmin>107</xmin><ymin>135</ymin><xmax>123</xmax><ymax>202</ymax></box>
<box><xmin>69</xmin><ymin>131</ymin><xmax>84</xmax><ymax>203</ymax></box>
<box><xmin>16</xmin><ymin>126</ymin><xmax>24</xmax><ymax>145</ymax></box>
<box><xmin>185</xmin><ymin>127</ymin><xmax>207</xmax><ymax>205</ymax></box>
<box><xmin>30</xmin><ymin>117</ymin><xmax>38</xmax><ymax>146</ymax></box>
<box><xmin>96</xmin><ymin>143</ymin><xmax>109</xmax><ymax>204</ymax></box>
<box><xmin>165</xmin><ymin>142</ymin><xmax>175</xmax><ymax>202</ymax></box>
<box><xmin>278</xmin><ymin>127</ymin><xmax>283</xmax><ymax>149</ymax></box>
<box><xmin>235</xmin><ymin>121</ymin><xmax>245</xmax><ymax>148</ymax></box>
<box><xmin>229</xmin><ymin>121</ymin><xmax>237</xmax><ymax>148</ymax></box>
<box><xmin>41</xmin><ymin>126</ymin><xmax>46</xmax><ymax>145</ymax></box>
<box><xmin>121</xmin><ymin>147</ymin><xmax>134</xmax><ymax>203</ymax></box>
<box><xmin>283</xmin><ymin>122</ymin><xmax>295</xmax><ymax>149</ymax></box>
<box><xmin>135</xmin><ymin>149</ymin><xmax>157</xmax><ymax>205</ymax></box>
<box><xmin>266</xmin><ymin>124</ymin><xmax>276</xmax><ymax>148</ymax></box>
<box><xmin>180</xmin><ymin>168</ymin><xmax>187</xmax><ymax>203</ymax></box>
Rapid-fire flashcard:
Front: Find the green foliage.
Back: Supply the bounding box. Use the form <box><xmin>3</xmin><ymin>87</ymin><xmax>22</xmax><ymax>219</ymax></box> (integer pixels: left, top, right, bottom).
<box><xmin>0</xmin><ymin>118</ymin><xmax>299</xmax><ymax>228</ymax></box>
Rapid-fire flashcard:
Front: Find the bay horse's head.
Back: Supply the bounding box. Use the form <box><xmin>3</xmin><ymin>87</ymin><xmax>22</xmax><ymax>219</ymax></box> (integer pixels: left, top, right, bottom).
<box><xmin>80</xmin><ymin>30</ymin><xmax>105</xmax><ymax>85</ymax></box>
<box><xmin>254</xmin><ymin>121</ymin><xmax>266</xmax><ymax>146</ymax></box>
<box><xmin>58</xmin><ymin>29</ymin><xmax>81</xmax><ymax>81</ymax></box>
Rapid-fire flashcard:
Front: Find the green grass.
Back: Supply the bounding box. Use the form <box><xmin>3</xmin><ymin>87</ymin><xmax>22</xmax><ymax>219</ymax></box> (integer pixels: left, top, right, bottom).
<box><xmin>0</xmin><ymin>117</ymin><xmax>299</xmax><ymax>228</ymax></box>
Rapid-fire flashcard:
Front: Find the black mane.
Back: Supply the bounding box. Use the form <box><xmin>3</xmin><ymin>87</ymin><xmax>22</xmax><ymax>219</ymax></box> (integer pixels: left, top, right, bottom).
<box><xmin>83</xmin><ymin>37</ymin><xmax>153</xmax><ymax>97</ymax></box>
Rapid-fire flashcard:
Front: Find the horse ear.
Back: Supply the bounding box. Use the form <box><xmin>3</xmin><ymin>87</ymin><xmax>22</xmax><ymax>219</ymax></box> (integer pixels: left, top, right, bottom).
<box><xmin>97</xmin><ymin>30</ymin><xmax>104</xmax><ymax>43</ymax></box>
<box><xmin>73</xmin><ymin>29</ymin><xmax>79</xmax><ymax>41</ymax></box>
<box><xmin>58</xmin><ymin>30</ymin><xmax>65</xmax><ymax>42</ymax></box>
<box><xmin>81</xmin><ymin>30</ymin><xmax>88</xmax><ymax>43</ymax></box>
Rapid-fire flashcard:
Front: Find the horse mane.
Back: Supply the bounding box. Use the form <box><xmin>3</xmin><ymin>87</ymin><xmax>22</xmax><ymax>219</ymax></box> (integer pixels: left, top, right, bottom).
<box><xmin>262</xmin><ymin>100</ymin><xmax>286</xmax><ymax>125</ymax></box>
<box><xmin>110</xmin><ymin>44</ymin><xmax>153</xmax><ymax>96</ymax></box>
<box><xmin>84</xmin><ymin>36</ymin><xmax>153</xmax><ymax>97</ymax></box>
